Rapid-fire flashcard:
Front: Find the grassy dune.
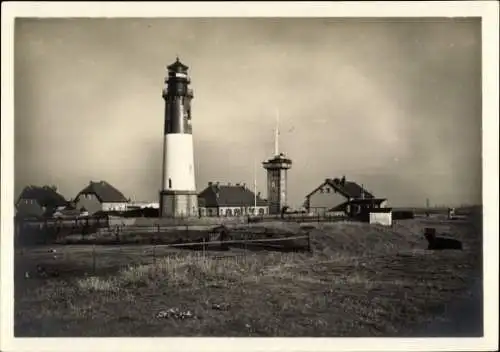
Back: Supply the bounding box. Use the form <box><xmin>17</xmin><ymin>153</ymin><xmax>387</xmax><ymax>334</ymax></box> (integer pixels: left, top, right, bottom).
<box><xmin>14</xmin><ymin>217</ymin><xmax>482</xmax><ymax>337</ymax></box>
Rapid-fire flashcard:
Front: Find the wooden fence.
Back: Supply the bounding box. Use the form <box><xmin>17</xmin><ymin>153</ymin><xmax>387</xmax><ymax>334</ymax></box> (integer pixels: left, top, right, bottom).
<box><xmin>19</xmin><ymin>233</ymin><xmax>313</xmax><ymax>277</ymax></box>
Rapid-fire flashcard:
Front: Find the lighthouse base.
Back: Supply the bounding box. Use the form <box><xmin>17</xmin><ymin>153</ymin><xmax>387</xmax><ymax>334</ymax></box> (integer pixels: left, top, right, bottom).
<box><xmin>159</xmin><ymin>190</ymin><xmax>199</xmax><ymax>218</ymax></box>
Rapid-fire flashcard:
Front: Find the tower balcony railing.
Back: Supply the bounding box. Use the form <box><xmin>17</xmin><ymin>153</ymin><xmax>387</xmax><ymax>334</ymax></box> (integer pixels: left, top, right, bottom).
<box><xmin>162</xmin><ymin>88</ymin><xmax>194</xmax><ymax>98</ymax></box>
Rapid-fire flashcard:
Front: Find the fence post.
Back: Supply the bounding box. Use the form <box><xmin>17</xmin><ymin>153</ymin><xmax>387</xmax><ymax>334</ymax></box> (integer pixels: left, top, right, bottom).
<box><xmin>307</xmin><ymin>231</ymin><xmax>312</xmax><ymax>253</ymax></box>
<box><xmin>202</xmin><ymin>237</ymin><xmax>206</xmax><ymax>258</ymax></box>
<box><xmin>92</xmin><ymin>244</ymin><xmax>96</xmax><ymax>274</ymax></box>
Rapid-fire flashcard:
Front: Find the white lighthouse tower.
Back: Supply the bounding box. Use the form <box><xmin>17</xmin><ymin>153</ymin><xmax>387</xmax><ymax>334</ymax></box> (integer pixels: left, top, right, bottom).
<box><xmin>159</xmin><ymin>57</ymin><xmax>198</xmax><ymax>218</ymax></box>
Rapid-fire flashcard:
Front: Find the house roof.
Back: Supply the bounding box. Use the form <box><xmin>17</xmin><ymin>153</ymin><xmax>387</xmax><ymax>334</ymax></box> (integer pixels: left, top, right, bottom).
<box><xmin>16</xmin><ymin>185</ymin><xmax>67</xmax><ymax>208</ymax></box>
<box><xmin>198</xmin><ymin>183</ymin><xmax>268</xmax><ymax>207</ymax></box>
<box><xmin>306</xmin><ymin>177</ymin><xmax>375</xmax><ymax>199</ymax></box>
<box><xmin>77</xmin><ymin>181</ymin><xmax>128</xmax><ymax>203</ymax></box>
<box><xmin>335</xmin><ymin>180</ymin><xmax>374</xmax><ymax>199</ymax></box>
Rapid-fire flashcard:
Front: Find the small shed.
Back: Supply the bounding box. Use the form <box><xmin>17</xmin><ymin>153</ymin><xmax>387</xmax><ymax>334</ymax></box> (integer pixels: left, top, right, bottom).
<box><xmin>369</xmin><ymin>208</ymin><xmax>393</xmax><ymax>226</ymax></box>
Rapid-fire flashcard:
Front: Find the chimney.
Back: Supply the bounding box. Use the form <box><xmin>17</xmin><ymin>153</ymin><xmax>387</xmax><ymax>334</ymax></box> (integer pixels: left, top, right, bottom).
<box><xmin>208</xmin><ymin>181</ymin><xmax>213</xmax><ymax>186</ymax></box>
<box><xmin>341</xmin><ymin>176</ymin><xmax>346</xmax><ymax>185</ymax></box>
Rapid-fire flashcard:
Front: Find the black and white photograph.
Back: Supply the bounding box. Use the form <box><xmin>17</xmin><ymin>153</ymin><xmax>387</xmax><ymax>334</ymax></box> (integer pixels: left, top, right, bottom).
<box><xmin>1</xmin><ymin>1</ymin><xmax>498</xmax><ymax>351</ymax></box>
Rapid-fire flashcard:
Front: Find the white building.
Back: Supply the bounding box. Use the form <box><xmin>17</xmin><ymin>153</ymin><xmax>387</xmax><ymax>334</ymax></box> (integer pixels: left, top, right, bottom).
<box><xmin>198</xmin><ymin>182</ymin><xmax>269</xmax><ymax>217</ymax></box>
<box><xmin>126</xmin><ymin>201</ymin><xmax>160</xmax><ymax>210</ymax></box>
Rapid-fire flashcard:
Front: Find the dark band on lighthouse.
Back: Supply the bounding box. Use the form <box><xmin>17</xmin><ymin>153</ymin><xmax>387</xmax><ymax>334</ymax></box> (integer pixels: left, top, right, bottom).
<box><xmin>163</xmin><ymin>59</ymin><xmax>193</xmax><ymax>135</ymax></box>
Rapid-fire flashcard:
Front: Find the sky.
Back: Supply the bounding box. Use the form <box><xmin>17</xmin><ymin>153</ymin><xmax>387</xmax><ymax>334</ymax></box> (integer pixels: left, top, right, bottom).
<box><xmin>14</xmin><ymin>17</ymin><xmax>482</xmax><ymax>208</ymax></box>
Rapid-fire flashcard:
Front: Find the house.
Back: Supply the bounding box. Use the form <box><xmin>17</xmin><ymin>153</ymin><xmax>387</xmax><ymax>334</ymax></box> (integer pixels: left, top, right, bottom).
<box><xmin>304</xmin><ymin>176</ymin><xmax>386</xmax><ymax>216</ymax></box>
<box><xmin>328</xmin><ymin>198</ymin><xmax>388</xmax><ymax>219</ymax></box>
<box><xmin>15</xmin><ymin>185</ymin><xmax>68</xmax><ymax>219</ymax></box>
<box><xmin>198</xmin><ymin>182</ymin><xmax>269</xmax><ymax>217</ymax></box>
<box><xmin>74</xmin><ymin>181</ymin><xmax>129</xmax><ymax>215</ymax></box>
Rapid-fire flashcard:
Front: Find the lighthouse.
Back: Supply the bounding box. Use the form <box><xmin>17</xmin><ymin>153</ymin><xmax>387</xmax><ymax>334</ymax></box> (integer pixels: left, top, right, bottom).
<box><xmin>262</xmin><ymin>111</ymin><xmax>292</xmax><ymax>215</ymax></box>
<box><xmin>159</xmin><ymin>57</ymin><xmax>198</xmax><ymax>218</ymax></box>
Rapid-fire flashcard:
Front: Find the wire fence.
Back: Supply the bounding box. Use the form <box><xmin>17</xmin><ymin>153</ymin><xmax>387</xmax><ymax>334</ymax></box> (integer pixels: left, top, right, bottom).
<box><xmin>17</xmin><ymin>233</ymin><xmax>312</xmax><ymax>278</ymax></box>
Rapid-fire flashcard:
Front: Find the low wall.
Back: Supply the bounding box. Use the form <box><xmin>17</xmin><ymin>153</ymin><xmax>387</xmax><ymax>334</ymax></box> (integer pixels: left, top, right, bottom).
<box><xmin>111</xmin><ymin>216</ymin><xmax>248</xmax><ymax>227</ymax></box>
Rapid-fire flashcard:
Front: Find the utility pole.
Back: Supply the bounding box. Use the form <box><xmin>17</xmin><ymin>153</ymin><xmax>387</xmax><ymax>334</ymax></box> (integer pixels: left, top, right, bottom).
<box><xmin>253</xmin><ymin>158</ymin><xmax>257</xmax><ymax>209</ymax></box>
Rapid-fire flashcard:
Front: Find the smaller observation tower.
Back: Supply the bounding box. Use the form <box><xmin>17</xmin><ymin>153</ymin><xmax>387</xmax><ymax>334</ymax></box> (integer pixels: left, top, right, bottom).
<box><xmin>262</xmin><ymin>111</ymin><xmax>292</xmax><ymax>215</ymax></box>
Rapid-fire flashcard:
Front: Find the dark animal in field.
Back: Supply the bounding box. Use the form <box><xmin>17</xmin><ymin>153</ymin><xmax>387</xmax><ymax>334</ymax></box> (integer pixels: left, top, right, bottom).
<box><xmin>424</xmin><ymin>227</ymin><xmax>463</xmax><ymax>250</ymax></box>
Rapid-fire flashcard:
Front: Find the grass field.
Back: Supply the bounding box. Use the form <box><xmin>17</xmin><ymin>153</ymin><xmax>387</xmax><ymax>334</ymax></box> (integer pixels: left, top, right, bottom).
<box><xmin>14</xmin><ymin>216</ymin><xmax>483</xmax><ymax>337</ymax></box>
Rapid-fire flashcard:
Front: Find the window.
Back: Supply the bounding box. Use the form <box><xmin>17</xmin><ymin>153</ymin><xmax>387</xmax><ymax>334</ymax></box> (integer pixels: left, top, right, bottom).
<box><xmin>320</xmin><ymin>188</ymin><xmax>324</xmax><ymax>193</ymax></box>
<box><xmin>326</xmin><ymin>187</ymin><xmax>330</xmax><ymax>193</ymax></box>
<box><xmin>234</xmin><ymin>209</ymin><xmax>241</xmax><ymax>216</ymax></box>
<box><xmin>259</xmin><ymin>208</ymin><xmax>265</xmax><ymax>215</ymax></box>
<box><xmin>226</xmin><ymin>209</ymin><xmax>233</xmax><ymax>217</ymax></box>
<box><xmin>249</xmin><ymin>207</ymin><xmax>255</xmax><ymax>215</ymax></box>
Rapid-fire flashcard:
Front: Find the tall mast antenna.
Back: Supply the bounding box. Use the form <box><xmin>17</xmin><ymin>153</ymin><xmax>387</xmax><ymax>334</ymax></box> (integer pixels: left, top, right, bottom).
<box><xmin>274</xmin><ymin>108</ymin><xmax>280</xmax><ymax>156</ymax></box>
<box><xmin>254</xmin><ymin>158</ymin><xmax>257</xmax><ymax>209</ymax></box>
